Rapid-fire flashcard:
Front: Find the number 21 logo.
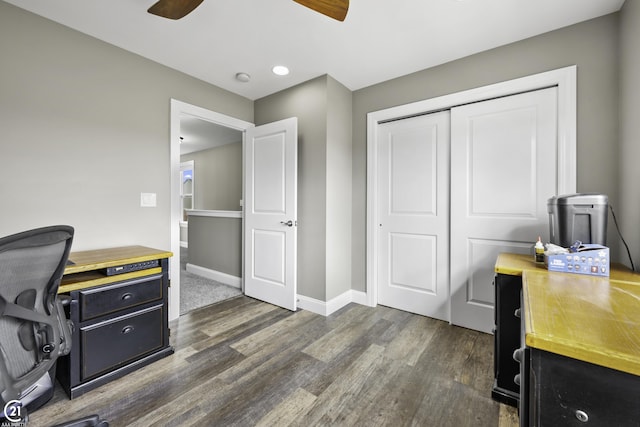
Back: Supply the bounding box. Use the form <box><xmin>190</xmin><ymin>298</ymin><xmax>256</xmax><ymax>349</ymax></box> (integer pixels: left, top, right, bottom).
<box><xmin>3</xmin><ymin>400</ymin><xmax>24</xmax><ymax>423</ymax></box>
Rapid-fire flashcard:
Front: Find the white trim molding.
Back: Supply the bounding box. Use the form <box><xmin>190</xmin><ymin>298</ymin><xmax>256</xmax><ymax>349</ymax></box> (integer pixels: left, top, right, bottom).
<box><xmin>186</xmin><ymin>210</ymin><xmax>243</xmax><ymax>218</ymax></box>
<box><xmin>366</xmin><ymin>66</ymin><xmax>577</xmax><ymax>309</ymax></box>
<box><xmin>185</xmin><ymin>263</ymin><xmax>242</xmax><ymax>289</ymax></box>
<box><xmin>179</xmin><ymin>221</ymin><xmax>188</xmax><ymax>248</ymax></box>
<box><xmin>297</xmin><ymin>290</ymin><xmax>368</xmax><ymax>316</ymax></box>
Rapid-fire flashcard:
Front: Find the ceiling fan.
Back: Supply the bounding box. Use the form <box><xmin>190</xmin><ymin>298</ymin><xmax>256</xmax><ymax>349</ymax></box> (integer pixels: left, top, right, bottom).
<box><xmin>147</xmin><ymin>0</ymin><xmax>349</xmax><ymax>21</ymax></box>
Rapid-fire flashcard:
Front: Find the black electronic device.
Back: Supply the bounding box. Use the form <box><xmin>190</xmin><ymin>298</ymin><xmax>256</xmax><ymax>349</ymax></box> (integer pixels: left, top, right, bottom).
<box><xmin>102</xmin><ymin>260</ymin><xmax>159</xmax><ymax>276</ymax></box>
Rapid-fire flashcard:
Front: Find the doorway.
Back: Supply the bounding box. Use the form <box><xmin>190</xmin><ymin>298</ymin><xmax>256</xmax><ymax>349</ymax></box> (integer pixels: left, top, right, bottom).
<box><xmin>169</xmin><ymin>99</ymin><xmax>253</xmax><ymax>321</ymax></box>
<box><xmin>179</xmin><ymin>118</ymin><xmax>244</xmax><ymax>315</ymax></box>
<box><xmin>367</xmin><ymin>66</ymin><xmax>577</xmax><ymax>333</ymax></box>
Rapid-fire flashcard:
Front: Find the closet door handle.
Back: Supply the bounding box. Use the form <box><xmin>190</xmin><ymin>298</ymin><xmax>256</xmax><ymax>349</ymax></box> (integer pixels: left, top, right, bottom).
<box><xmin>280</xmin><ymin>220</ymin><xmax>294</xmax><ymax>227</ymax></box>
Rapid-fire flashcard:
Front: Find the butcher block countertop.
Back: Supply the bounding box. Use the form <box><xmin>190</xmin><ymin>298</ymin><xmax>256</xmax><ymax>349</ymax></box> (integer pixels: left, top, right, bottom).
<box><xmin>60</xmin><ymin>245</ymin><xmax>172</xmax><ymax>293</ymax></box>
<box><xmin>495</xmin><ymin>253</ymin><xmax>640</xmax><ymax>376</ymax></box>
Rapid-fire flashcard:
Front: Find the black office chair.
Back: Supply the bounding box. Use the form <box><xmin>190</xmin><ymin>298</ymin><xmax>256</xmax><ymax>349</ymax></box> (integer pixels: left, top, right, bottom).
<box><xmin>0</xmin><ymin>226</ymin><xmax>107</xmax><ymax>426</ymax></box>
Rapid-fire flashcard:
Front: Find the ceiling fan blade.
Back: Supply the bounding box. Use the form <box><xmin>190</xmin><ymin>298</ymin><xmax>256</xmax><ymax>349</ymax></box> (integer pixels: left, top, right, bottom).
<box><xmin>293</xmin><ymin>0</ymin><xmax>349</xmax><ymax>22</ymax></box>
<box><xmin>147</xmin><ymin>0</ymin><xmax>204</xmax><ymax>20</ymax></box>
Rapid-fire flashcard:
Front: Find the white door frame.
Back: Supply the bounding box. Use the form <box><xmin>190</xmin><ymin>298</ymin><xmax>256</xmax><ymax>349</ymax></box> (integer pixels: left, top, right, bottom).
<box><xmin>169</xmin><ymin>99</ymin><xmax>254</xmax><ymax>321</ymax></box>
<box><xmin>366</xmin><ymin>66</ymin><xmax>577</xmax><ymax>310</ymax></box>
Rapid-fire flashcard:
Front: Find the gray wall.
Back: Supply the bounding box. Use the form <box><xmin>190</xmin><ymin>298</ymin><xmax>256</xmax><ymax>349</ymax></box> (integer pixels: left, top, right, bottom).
<box><xmin>326</xmin><ymin>77</ymin><xmax>353</xmax><ymax>300</ymax></box>
<box><xmin>351</xmin><ymin>14</ymin><xmax>621</xmax><ymax>292</ymax></box>
<box><xmin>0</xmin><ymin>1</ymin><xmax>253</xmax><ymax>252</ymax></box>
<box><xmin>3</xmin><ymin>0</ymin><xmax>634</xmax><ymax>303</ymax></box>
<box><xmin>255</xmin><ymin>76</ymin><xmax>328</xmax><ymax>300</ymax></box>
<box><xmin>619</xmin><ymin>1</ymin><xmax>640</xmax><ymax>270</ymax></box>
<box><xmin>255</xmin><ymin>75</ymin><xmax>353</xmax><ymax>302</ymax></box>
<box><xmin>188</xmin><ymin>216</ymin><xmax>242</xmax><ymax>277</ymax></box>
<box><xmin>181</xmin><ymin>142</ymin><xmax>243</xmax><ymax>211</ymax></box>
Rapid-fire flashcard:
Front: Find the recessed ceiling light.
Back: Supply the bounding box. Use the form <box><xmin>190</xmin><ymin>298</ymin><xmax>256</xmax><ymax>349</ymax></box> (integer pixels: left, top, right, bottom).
<box><xmin>272</xmin><ymin>65</ymin><xmax>290</xmax><ymax>76</ymax></box>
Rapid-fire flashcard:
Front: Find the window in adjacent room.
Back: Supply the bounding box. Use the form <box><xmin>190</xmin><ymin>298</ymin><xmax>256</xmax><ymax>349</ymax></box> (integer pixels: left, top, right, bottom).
<box><xmin>180</xmin><ymin>160</ymin><xmax>194</xmax><ymax>221</ymax></box>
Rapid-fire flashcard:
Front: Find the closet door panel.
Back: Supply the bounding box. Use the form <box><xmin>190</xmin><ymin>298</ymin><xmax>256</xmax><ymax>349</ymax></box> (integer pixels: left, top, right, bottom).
<box><xmin>377</xmin><ymin>111</ymin><xmax>451</xmax><ymax>321</ymax></box>
<box><xmin>450</xmin><ymin>87</ymin><xmax>558</xmax><ymax>333</ymax></box>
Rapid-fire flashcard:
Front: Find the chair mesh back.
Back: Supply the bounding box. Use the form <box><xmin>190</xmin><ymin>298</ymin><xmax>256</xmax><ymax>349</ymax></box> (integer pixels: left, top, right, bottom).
<box><xmin>0</xmin><ymin>226</ymin><xmax>73</xmax><ymax>402</ymax></box>
<box><xmin>0</xmin><ymin>243</ymin><xmax>66</xmax><ymax>378</ymax></box>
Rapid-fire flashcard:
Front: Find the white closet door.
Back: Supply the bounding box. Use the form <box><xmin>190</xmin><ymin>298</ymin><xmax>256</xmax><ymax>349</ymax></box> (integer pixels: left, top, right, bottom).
<box><xmin>450</xmin><ymin>87</ymin><xmax>558</xmax><ymax>333</ymax></box>
<box><xmin>377</xmin><ymin>111</ymin><xmax>450</xmax><ymax>321</ymax></box>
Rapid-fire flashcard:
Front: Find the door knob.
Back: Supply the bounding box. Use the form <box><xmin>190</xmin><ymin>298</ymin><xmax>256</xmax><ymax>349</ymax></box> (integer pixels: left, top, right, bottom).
<box><xmin>280</xmin><ymin>220</ymin><xmax>294</xmax><ymax>227</ymax></box>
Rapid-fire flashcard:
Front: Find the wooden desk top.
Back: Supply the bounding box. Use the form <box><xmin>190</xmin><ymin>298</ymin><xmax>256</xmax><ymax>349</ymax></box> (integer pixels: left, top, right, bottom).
<box><xmin>60</xmin><ymin>246</ymin><xmax>172</xmax><ymax>293</ymax></box>
<box><xmin>64</xmin><ymin>245</ymin><xmax>172</xmax><ymax>275</ymax></box>
<box><xmin>494</xmin><ymin>253</ymin><xmax>548</xmax><ymax>276</ymax></box>
<box><xmin>496</xmin><ymin>252</ymin><xmax>640</xmax><ymax>376</ymax></box>
<box><xmin>523</xmin><ymin>270</ymin><xmax>640</xmax><ymax>376</ymax></box>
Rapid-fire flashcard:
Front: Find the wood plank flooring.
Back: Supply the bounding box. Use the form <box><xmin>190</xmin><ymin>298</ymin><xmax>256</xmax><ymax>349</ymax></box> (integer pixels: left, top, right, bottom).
<box><xmin>31</xmin><ymin>296</ymin><xmax>519</xmax><ymax>427</ymax></box>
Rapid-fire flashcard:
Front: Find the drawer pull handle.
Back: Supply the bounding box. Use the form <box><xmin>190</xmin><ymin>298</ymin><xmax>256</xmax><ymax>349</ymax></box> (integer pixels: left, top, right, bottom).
<box><xmin>575</xmin><ymin>410</ymin><xmax>589</xmax><ymax>423</ymax></box>
<box><xmin>513</xmin><ymin>348</ymin><xmax>524</xmax><ymax>363</ymax></box>
<box><xmin>121</xmin><ymin>293</ymin><xmax>134</xmax><ymax>301</ymax></box>
<box><xmin>122</xmin><ymin>326</ymin><xmax>134</xmax><ymax>335</ymax></box>
<box><xmin>514</xmin><ymin>308</ymin><xmax>521</xmax><ymax>318</ymax></box>
<box><xmin>514</xmin><ymin>373</ymin><xmax>521</xmax><ymax>386</ymax></box>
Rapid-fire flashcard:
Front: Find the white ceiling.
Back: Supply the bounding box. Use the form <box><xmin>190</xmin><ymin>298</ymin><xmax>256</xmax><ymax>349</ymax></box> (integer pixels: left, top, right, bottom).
<box><xmin>5</xmin><ymin>0</ymin><xmax>625</xmax><ymax>101</ymax></box>
<box><xmin>179</xmin><ymin>114</ymin><xmax>242</xmax><ymax>154</ymax></box>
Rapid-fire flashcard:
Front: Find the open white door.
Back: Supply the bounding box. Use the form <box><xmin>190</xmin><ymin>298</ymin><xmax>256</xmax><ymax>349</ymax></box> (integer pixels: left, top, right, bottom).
<box><xmin>244</xmin><ymin>117</ymin><xmax>298</xmax><ymax>311</ymax></box>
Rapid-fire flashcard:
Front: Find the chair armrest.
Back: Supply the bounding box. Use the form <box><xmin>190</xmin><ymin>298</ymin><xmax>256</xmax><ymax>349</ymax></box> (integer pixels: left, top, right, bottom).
<box><xmin>54</xmin><ymin>296</ymin><xmax>73</xmax><ymax>356</ymax></box>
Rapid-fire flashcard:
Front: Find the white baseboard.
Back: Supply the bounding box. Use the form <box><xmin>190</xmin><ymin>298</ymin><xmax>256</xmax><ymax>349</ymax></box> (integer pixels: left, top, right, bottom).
<box><xmin>297</xmin><ymin>289</ymin><xmax>368</xmax><ymax>316</ymax></box>
<box><xmin>350</xmin><ymin>290</ymin><xmax>369</xmax><ymax>306</ymax></box>
<box><xmin>185</xmin><ymin>263</ymin><xmax>242</xmax><ymax>289</ymax></box>
<box><xmin>182</xmin><ymin>266</ymin><xmax>367</xmax><ymax>316</ymax></box>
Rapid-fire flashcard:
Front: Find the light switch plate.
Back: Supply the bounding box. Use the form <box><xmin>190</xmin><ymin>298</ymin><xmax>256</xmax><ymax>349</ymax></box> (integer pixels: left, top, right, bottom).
<box><xmin>140</xmin><ymin>192</ymin><xmax>157</xmax><ymax>207</ymax></box>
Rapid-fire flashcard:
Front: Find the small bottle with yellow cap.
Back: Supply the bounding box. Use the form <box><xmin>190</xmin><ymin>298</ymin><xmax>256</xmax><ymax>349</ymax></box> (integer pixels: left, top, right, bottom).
<box><xmin>534</xmin><ymin>236</ymin><xmax>545</xmax><ymax>263</ymax></box>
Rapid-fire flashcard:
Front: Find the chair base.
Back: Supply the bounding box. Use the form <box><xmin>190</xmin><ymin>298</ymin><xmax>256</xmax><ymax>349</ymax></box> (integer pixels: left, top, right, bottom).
<box><xmin>50</xmin><ymin>414</ymin><xmax>109</xmax><ymax>427</ymax></box>
<box><xmin>20</xmin><ymin>371</ymin><xmax>55</xmax><ymax>413</ymax></box>
<box><xmin>0</xmin><ymin>371</ymin><xmax>54</xmax><ymax>424</ymax></box>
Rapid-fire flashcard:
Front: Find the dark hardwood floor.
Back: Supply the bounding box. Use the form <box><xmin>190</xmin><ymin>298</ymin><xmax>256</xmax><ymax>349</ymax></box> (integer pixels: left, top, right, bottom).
<box><xmin>32</xmin><ymin>296</ymin><xmax>518</xmax><ymax>427</ymax></box>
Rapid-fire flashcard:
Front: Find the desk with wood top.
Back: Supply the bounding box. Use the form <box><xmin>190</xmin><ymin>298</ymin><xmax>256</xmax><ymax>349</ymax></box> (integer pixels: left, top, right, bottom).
<box><xmin>57</xmin><ymin>246</ymin><xmax>174</xmax><ymax>399</ymax></box>
<box><xmin>493</xmin><ymin>253</ymin><xmax>640</xmax><ymax>426</ymax></box>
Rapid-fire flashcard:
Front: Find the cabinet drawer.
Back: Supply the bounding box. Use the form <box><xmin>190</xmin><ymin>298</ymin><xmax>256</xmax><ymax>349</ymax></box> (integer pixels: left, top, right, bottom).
<box><xmin>530</xmin><ymin>349</ymin><xmax>640</xmax><ymax>426</ymax></box>
<box><xmin>81</xmin><ymin>305</ymin><xmax>164</xmax><ymax>381</ymax></box>
<box><xmin>494</xmin><ymin>274</ymin><xmax>523</xmax><ymax>399</ymax></box>
<box><xmin>79</xmin><ymin>274</ymin><xmax>163</xmax><ymax>321</ymax></box>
